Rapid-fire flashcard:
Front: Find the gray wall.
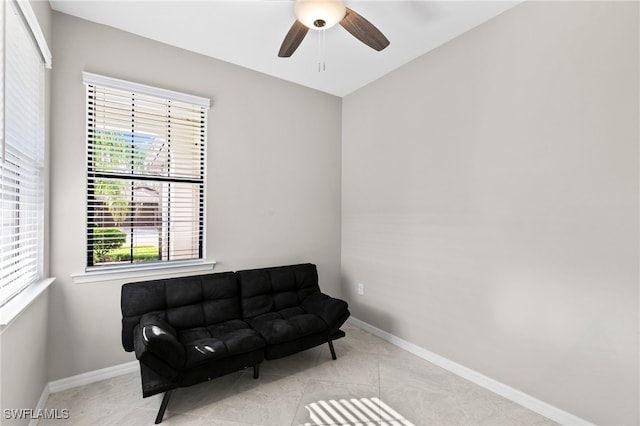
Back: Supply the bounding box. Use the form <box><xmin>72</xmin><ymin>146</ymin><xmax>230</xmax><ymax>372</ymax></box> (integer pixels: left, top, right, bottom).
<box><xmin>0</xmin><ymin>1</ymin><xmax>52</xmax><ymax>424</ymax></box>
<box><xmin>341</xmin><ymin>2</ymin><xmax>638</xmax><ymax>425</ymax></box>
<box><xmin>49</xmin><ymin>12</ymin><xmax>342</xmax><ymax>381</ymax></box>
<box><xmin>0</xmin><ymin>294</ymin><xmax>50</xmax><ymax>425</ymax></box>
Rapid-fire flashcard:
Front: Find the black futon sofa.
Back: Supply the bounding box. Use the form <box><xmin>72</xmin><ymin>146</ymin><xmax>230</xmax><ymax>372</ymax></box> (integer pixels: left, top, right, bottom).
<box><xmin>121</xmin><ymin>263</ymin><xmax>350</xmax><ymax>423</ymax></box>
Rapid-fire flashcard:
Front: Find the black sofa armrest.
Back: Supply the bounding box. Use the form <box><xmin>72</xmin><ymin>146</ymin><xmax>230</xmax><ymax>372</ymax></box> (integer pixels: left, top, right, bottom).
<box><xmin>134</xmin><ymin>313</ymin><xmax>185</xmax><ymax>370</ymax></box>
<box><xmin>300</xmin><ymin>292</ymin><xmax>350</xmax><ymax>332</ymax></box>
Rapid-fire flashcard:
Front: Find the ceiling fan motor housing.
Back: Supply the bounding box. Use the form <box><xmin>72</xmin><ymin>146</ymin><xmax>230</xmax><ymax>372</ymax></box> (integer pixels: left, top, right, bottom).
<box><xmin>294</xmin><ymin>0</ymin><xmax>346</xmax><ymax>30</ymax></box>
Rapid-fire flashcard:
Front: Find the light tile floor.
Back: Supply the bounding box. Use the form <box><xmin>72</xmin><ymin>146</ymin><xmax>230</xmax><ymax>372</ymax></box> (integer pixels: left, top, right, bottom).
<box><xmin>39</xmin><ymin>324</ymin><xmax>556</xmax><ymax>426</ymax></box>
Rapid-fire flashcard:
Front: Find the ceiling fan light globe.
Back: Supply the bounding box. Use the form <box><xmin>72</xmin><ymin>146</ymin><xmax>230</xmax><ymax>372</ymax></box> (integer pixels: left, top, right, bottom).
<box><xmin>294</xmin><ymin>0</ymin><xmax>346</xmax><ymax>30</ymax></box>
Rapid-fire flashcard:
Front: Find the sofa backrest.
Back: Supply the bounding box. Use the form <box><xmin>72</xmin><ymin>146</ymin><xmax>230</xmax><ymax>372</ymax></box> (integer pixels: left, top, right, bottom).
<box><xmin>121</xmin><ymin>272</ymin><xmax>240</xmax><ymax>352</ymax></box>
<box><xmin>236</xmin><ymin>263</ymin><xmax>320</xmax><ymax>319</ymax></box>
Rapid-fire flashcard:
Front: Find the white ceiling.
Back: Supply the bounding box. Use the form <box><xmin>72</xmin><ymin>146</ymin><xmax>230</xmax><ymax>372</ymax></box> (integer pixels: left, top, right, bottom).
<box><xmin>49</xmin><ymin>1</ymin><xmax>521</xmax><ymax>97</ymax></box>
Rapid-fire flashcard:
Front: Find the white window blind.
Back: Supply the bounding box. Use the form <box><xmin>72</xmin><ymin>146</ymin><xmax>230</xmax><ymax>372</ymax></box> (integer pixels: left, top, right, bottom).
<box><xmin>83</xmin><ymin>73</ymin><xmax>209</xmax><ymax>269</ymax></box>
<box><xmin>0</xmin><ymin>0</ymin><xmax>47</xmax><ymax>306</ymax></box>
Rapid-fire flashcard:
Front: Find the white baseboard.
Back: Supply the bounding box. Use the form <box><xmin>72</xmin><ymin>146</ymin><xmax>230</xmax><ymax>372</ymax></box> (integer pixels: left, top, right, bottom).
<box><xmin>28</xmin><ymin>385</ymin><xmax>51</xmax><ymax>426</ymax></box>
<box><xmin>31</xmin><ymin>361</ymin><xmax>138</xmax><ymax>425</ymax></box>
<box><xmin>347</xmin><ymin>317</ymin><xmax>593</xmax><ymax>426</ymax></box>
<box><xmin>48</xmin><ymin>361</ymin><xmax>139</xmax><ymax>394</ymax></box>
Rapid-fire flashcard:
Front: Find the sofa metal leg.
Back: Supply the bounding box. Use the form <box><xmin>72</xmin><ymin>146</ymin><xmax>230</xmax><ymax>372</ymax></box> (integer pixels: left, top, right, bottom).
<box><xmin>155</xmin><ymin>390</ymin><xmax>173</xmax><ymax>424</ymax></box>
<box><xmin>328</xmin><ymin>340</ymin><xmax>337</xmax><ymax>360</ymax></box>
<box><xmin>253</xmin><ymin>363</ymin><xmax>260</xmax><ymax>379</ymax></box>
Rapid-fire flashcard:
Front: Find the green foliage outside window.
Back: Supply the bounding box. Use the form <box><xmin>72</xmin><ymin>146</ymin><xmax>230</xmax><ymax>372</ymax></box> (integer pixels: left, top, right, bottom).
<box><xmin>108</xmin><ymin>245</ymin><xmax>160</xmax><ymax>262</ymax></box>
<box><xmin>93</xmin><ymin>131</ymin><xmax>131</xmax><ymax>225</ymax></box>
<box><xmin>92</xmin><ymin>228</ymin><xmax>126</xmax><ymax>263</ymax></box>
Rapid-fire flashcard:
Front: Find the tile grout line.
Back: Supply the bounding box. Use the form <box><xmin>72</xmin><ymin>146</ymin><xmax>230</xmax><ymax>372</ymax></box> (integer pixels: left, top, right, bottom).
<box><xmin>378</xmin><ymin>356</ymin><xmax>382</xmax><ymax>423</ymax></box>
<box><xmin>290</xmin><ymin>376</ymin><xmax>314</xmax><ymax>426</ymax></box>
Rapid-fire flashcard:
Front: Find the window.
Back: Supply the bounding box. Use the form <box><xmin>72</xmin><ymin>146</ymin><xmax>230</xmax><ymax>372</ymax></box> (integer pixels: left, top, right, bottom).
<box><xmin>0</xmin><ymin>0</ymin><xmax>51</xmax><ymax>307</ymax></box>
<box><xmin>83</xmin><ymin>73</ymin><xmax>210</xmax><ymax>270</ymax></box>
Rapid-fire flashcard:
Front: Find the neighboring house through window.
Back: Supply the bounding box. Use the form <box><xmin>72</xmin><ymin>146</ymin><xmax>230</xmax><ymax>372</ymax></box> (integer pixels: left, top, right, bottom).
<box><xmin>83</xmin><ymin>73</ymin><xmax>210</xmax><ymax>269</ymax></box>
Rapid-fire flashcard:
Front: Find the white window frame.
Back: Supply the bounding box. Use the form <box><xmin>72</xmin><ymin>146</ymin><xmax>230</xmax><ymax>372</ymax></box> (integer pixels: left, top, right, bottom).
<box><xmin>0</xmin><ymin>0</ymin><xmax>53</xmax><ymax>326</ymax></box>
<box><xmin>80</xmin><ymin>72</ymin><xmax>212</xmax><ymax>279</ymax></box>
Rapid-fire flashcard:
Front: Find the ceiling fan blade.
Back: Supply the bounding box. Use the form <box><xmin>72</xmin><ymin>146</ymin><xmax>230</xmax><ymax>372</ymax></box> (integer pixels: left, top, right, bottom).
<box><xmin>340</xmin><ymin>7</ymin><xmax>390</xmax><ymax>52</ymax></box>
<box><xmin>278</xmin><ymin>20</ymin><xmax>309</xmax><ymax>57</ymax></box>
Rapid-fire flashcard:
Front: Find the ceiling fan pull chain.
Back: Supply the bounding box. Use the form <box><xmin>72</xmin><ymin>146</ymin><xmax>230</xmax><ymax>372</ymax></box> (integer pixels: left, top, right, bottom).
<box><xmin>317</xmin><ymin>29</ymin><xmax>322</xmax><ymax>72</ymax></box>
<box><xmin>322</xmin><ymin>29</ymin><xmax>326</xmax><ymax>71</ymax></box>
<box><xmin>317</xmin><ymin>29</ymin><xmax>326</xmax><ymax>72</ymax></box>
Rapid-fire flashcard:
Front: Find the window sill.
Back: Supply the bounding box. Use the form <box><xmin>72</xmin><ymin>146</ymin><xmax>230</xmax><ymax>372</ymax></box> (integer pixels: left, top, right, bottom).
<box><xmin>71</xmin><ymin>260</ymin><xmax>216</xmax><ymax>284</ymax></box>
<box><xmin>0</xmin><ymin>277</ymin><xmax>56</xmax><ymax>328</ymax></box>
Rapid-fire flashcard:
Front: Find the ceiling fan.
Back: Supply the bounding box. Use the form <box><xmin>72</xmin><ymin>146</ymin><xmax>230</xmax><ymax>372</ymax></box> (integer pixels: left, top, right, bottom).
<box><xmin>278</xmin><ymin>0</ymin><xmax>390</xmax><ymax>57</ymax></box>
